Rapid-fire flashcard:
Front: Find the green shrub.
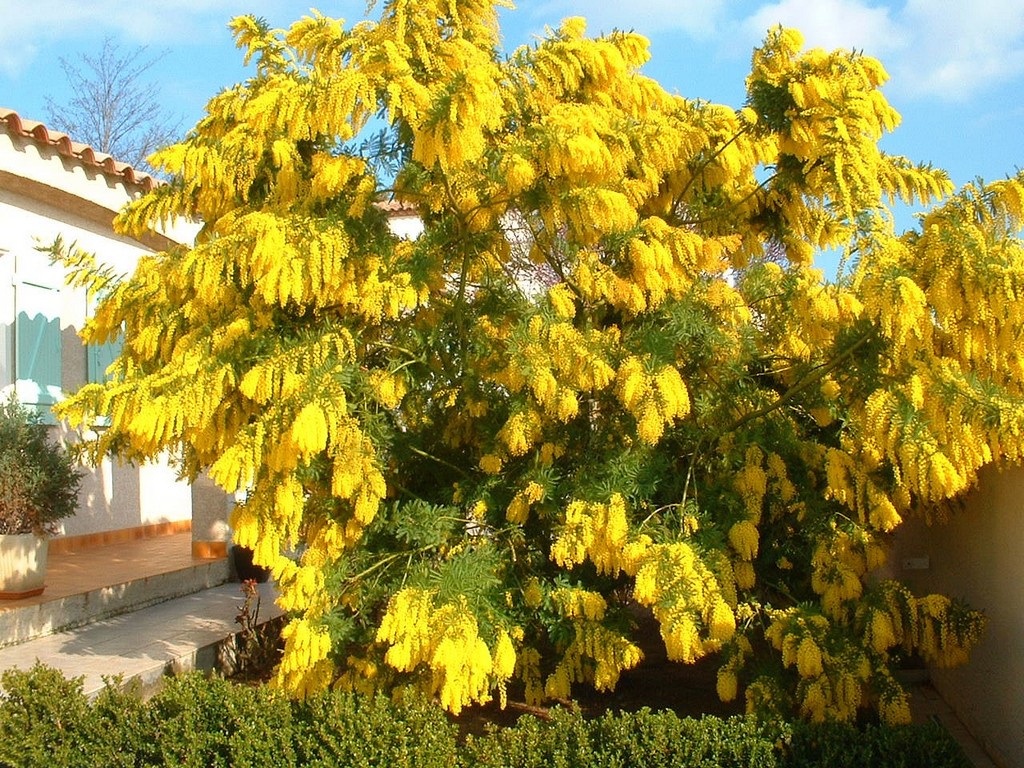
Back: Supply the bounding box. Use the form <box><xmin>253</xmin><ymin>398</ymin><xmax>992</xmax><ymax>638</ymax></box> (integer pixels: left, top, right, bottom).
<box><xmin>783</xmin><ymin>720</ymin><xmax>972</xmax><ymax>768</ymax></box>
<box><xmin>0</xmin><ymin>397</ymin><xmax>81</xmax><ymax>535</ymax></box>
<box><xmin>88</xmin><ymin>680</ymin><xmax>161</xmax><ymax>767</ymax></box>
<box><xmin>462</xmin><ymin>707</ymin><xmax>595</xmax><ymax>768</ymax></box>
<box><xmin>0</xmin><ymin>665</ymin><xmax>974</xmax><ymax>768</ymax></box>
<box><xmin>595</xmin><ymin>711</ymin><xmax>785</xmax><ymax>768</ymax></box>
<box><xmin>462</xmin><ymin>707</ymin><xmax>975</xmax><ymax>768</ymax></box>
<box><xmin>292</xmin><ymin>688</ymin><xmax>458</xmax><ymax>768</ymax></box>
<box><xmin>463</xmin><ymin>708</ymin><xmax>784</xmax><ymax>768</ymax></box>
<box><xmin>148</xmin><ymin>673</ymin><xmax>296</xmax><ymax>767</ymax></box>
<box><xmin>0</xmin><ymin>664</ymin><xmax>104</xmax><ymax>768</ymax></box>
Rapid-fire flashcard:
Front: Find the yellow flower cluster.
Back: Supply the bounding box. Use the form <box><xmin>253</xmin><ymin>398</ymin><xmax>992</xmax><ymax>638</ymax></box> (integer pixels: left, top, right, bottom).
<box><xmin>335</xmin><ymin>655</ymin><xmax>382</xmax><ymax>698</ymax></box>
<box><xmin>790</xmin><ymin>275</ymin><xmax>852</xmax><ymax>348</ymax></box>
<box><xmin>550</xmin><ymin>587</ymin><xmax>608</xmax><ymax>621</ymax></box>
<box><xmin>733</xmin><ymin>447</ymin><xmax>768</xmax><ymax>519</ymax></box>
<box><xmin>615</xmin><ymin>357</ymin><xmax>691</xmax><ymax>444</ymax></box>
<box><xmin>701</xmin><ymin>279</ymin><xmax>754</xmax><ymax>334</ymax></box>
<box><xmin>766</xmin><ymin>610</ymin><xmax>867</xmax><ymax>722</ymax></box>
<box><xmin>376</xmin><ymin>587</ymin><xmax>436</xmax><ymax>672</ymax></box>
<box><xmin>877</xmin><ymin>689</ymin><xmax>913</xmax><ymax>726</ymax></box>
<box><xmin>526</xmin><ymin>17</ymin><xmax>650</xmax><ymax>111</ymax></box>
<box><xmin>632</xmin><ymin>543</ymin><xmax>736</xmax><ymax>663</ymax></box>
<box><xmin>765</xmin><ymin>452</ymin><xmax>797</xmax><ymax>507</ymax></box>
<box><xmin>748</xmin><ymin>28</ymin><xmax>950</xmax><ymax>255</ymax></box>
<box><xmin>728</xmin><ymin>520</ymin><xmax>760</xmax><ymax>562</ymax></box>
<box><xmin>810</xmin><ymin>536</ymin><xmax>867</xmax><ymax>618</ymax></box>
<box><xmin>547</xmin><ymin>283</ymin><xmax>576</xmax><ymax>319</ymax></box>
<box><xmin>492</xmin><ymin>630</ymin><xmax>517</xmax><ymax>708</ymax></box>
<box><xmin>715</xmin><ymin>636</ymin><xmax>752</xmax><ymax>703</ymax></box>
<box><xmin>862</xmin><ymin>584</ymin><xmax>983</xmax><ymax>721</ymax></box>
<box><xmin>614</xmin><ymin>220</ymin><xmax>737</xmax><ymax>312</ymax></box>
<box><xmin>513</xmin><ymin>645</ymin><xmax>544</xmax><ymax>705</ymax></box>
<box><xmin>506</xmin><ymin>481</ymin><xmax>545</xmax><ymax>524</ymax></box>
<box><xmin>274</xmin><ymin>617</ymin><xmax>335</xmax><ymax>697</ymax></box>
<box><xmin>479</xmin><ymin>453</ymin><xmax>503</xmax><ymax>474</ymax></box>
<box><xmin>863</xmin><ymin>605</ymin><xmax>900</xmax><ymax>655</ymax></box>
<box><xmin>497</xmin><ymin>409</ymin><xmax>543</xmax><ymax>457</ymax></box>
<box><xmin>545</xmin><ymin>583</ymin><xmax>644</xmax><ymax>696</ymax></box>
<box><xmin>496</xmin><ymin>318</ymin><xmax>616</xmax><ymax>428</ymax></box>
<box><xmin>913</xmin><ymin>594</ymin><xmax>986</xmax><ymax>668</ymax></box>
<box><xmin>716</xmin><ymin>667</ymin><xmax>739</xmax><ymax>703</ymax></box>
<box><xmin>369</xmin><ymin>369</ymin><xmax>408</xmax><ymax>409</ymax></box>
<box><xmin>522</xmin><ymin>577</ymin><xmax>544</xmax><ymax>608</ymax></box>
<box><xmin>376</xmin><ymin>588</ymin><xmax>516</xmax><ymax>714</ymax></box>
<box><xmin>545</xmin><ymin>621</ymin><xmax>644</xmax><ymax>696</ymax></box>
<box><xmin>550</xmin><ymin>494</ymin><xmax>649</xmax><ymax>576</ymax></box>
<box><xmin>330</xmin><ymin>425</ymin><xmax>388</xmax><ymax>534</ymax></box>
<box><xmin>274</xmin><ymin>559</ymin><xmax>326</xmax><ymax>614</ymax></box>
<box><xmin>823</xmin><ymin>446</ymin><xmax>904</xmax><ymax>532</ymax></box>
<box><xmin>860</xmin><ymin>389</ymin><xmax>971</xmax><ymax>505</ymax></box>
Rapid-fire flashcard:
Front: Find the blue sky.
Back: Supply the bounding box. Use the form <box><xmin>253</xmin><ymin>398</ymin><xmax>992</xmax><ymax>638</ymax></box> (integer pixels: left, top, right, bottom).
<box><xmin>2</xmin><ymin>0</ymin><xmax>1022</xmax><ymax>207</ymax></box>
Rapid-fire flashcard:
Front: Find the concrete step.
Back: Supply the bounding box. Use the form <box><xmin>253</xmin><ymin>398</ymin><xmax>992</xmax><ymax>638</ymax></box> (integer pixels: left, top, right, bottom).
<box><xmin>0</xmin><ymin>581</ymin><xmax>283</xmax><ymax>698</ymax></box>
<box><xmin>0</xmin><ymin>557</ymin><xmax>230</xmax><ymax>648</ymax></box>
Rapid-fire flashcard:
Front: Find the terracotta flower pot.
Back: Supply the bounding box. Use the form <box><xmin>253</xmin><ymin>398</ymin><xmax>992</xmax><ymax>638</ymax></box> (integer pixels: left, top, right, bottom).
<box><xmin>0</xmin><ymin>533</ymin><xmax>49</xmax><ymax>599</ymax></box>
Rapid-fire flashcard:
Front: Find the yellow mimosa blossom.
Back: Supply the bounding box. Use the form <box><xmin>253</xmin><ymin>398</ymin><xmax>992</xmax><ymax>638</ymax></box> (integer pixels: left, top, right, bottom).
<box><xmin>53</xmin><ymin>0</ymin><xmax>998</xmax><ymax>724</ymax></box>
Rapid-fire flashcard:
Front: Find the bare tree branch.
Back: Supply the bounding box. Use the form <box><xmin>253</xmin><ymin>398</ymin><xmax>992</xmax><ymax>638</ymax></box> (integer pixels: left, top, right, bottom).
<box><xmin>44</xmin><ymin>37</ymin><xmax>181</xmax><ymax>174</ymax></box>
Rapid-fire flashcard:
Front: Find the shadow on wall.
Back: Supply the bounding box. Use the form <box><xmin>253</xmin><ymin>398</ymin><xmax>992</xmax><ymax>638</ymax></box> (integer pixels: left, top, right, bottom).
<box><xmin>2</xmin><ymin>315</ymin><xmax>191</xmax><ymax>540</ymax></box>
<box><xmin>892</xmin><ymin>465</ymin><xmax>1024</xmax><ymax>768</ymax></box>
<box><xmin>58</xmin><ymin>321</ymin><xmax>151</xmax><ymax>538</ymax></box>
<box><xmin>64</xmin><ymin>447</ymin><xmax>145</xmax><ymax>538</ymax></box>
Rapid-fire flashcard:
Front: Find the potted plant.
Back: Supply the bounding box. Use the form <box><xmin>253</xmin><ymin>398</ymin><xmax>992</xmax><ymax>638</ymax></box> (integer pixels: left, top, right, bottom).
<box><xmin>0</xmin><ymin>396</ymin><xmax>82</xmax><ymax>598</ymax></box>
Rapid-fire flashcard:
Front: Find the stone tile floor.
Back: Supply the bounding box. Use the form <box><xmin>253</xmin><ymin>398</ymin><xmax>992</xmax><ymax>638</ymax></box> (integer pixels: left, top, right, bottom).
<box><xmin>0</xmin><ymin>533</ymin><xmax>280</xmax><ymax>697</ymax></box>
<box><xmin>0</xmin><ymin>532</ymin><xmax>207</xmax><ymax>612</ymax></box>
<box><xmin>0</xmin><ymin>580</ymin><xmax>280</xmax><ymax>697</ymax></box>
<box><xmin>909</xmin><ymin>682</ymin><xmax>998</xmax><ymax>768</ymax></box>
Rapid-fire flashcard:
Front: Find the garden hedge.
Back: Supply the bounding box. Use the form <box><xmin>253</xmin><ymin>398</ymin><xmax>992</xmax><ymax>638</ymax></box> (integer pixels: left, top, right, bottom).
<box><xmin>0</xmin><ymin>665</ymin><xmax>970</xmax><ymax>767</ymax></box>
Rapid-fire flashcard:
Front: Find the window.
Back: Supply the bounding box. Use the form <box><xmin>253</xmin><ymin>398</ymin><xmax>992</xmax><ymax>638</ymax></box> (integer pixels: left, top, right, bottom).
<box><xmin>87</xmin><ymin>335</ymin><xmax>123</xmax><ymax>384</ymax></box>
<box><xmin>85</xmin><ymin>294</ymin><xmax>123</xmax><ymax>428</ymax></box>
<box><xmin>13</xmin><ymin>255</ymin><xmax>62</xmax><ymax>424</ymax></box>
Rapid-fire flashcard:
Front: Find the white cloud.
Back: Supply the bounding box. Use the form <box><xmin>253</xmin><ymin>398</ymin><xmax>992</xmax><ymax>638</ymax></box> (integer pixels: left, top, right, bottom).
<box><xmin>530</xmin><ymin>0</ymin><xmax>727</xmax><ymax>39</ymax></box>
<box><xmin>0</xmin><ymin>1</ymin><xmax>366</xmax><ymax>65</ymax></box>
<box><xmin>0</xmin><ymin>0</ymin><xmax>374</xmax><ymax>118</ymax></box>
<box><xmin>0</xmin><ymin>17</ymin><xmax>39</xmax><ymax>79</ymax></box>
<box><xmin>742</xmin><ymin>0</ymin><xmax>902</xmax><ymax>57</ymax></box>
<box><xmin>738</xmin><ymin>0</ymin><xmax>1024</xmax><ymax>101</ymax></box>
<box><xmin>893</xmin><ymin>0</ymin><xmax>1024</xmax><ymax>100</ymax></box>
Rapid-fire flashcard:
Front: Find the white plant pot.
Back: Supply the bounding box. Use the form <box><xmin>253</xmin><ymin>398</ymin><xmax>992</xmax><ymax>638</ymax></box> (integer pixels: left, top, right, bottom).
<box><xmin>0</xmin><ymin>533</ymin><xmax>49</xmax><ymax>599</ymax></box>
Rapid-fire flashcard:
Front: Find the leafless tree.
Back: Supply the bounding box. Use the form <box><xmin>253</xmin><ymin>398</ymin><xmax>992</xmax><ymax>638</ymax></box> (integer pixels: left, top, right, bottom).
<box><xmin>44</xmin><ymin>37</ymin><xmax>181</xmax><ymax>173</ymax></box>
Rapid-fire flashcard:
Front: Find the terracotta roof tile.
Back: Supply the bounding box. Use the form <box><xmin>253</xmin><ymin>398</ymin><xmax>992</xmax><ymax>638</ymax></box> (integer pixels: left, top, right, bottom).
<box><xmin>0</xmin><ymin>106</ymin><xmax>158</xmax><ymax>192</ymax></box>
<box><xmin>376</xmin><ymin>198</ymin><xmax>419</xmax><ymax>215</ymax></box>
<box><xmin>2</xmin><ymin>108</ymin><xmax>431</xmax><ymax>216</ymax></box>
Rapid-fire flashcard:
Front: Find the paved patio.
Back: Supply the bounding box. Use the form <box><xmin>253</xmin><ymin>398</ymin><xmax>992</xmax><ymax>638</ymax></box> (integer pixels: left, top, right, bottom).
<box><xmin>0</xmin><ymin>580</ymin><xmax>280</xmax><ymax>697</ymax></box>
<box><xmin>0</xmin><ymin>533</ymin><xmax>280</xmax><ymax>696</ymax></box>
<box><xmin>0</xmin><ymin>532</ymin><xmax>209</xmax><ymax>609</ymax></box>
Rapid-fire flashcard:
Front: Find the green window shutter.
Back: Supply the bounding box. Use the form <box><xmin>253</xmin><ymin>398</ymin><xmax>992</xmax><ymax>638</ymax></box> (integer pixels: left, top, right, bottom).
<box><xmin>87</xmin><ymin>335</ymin><xmax>124</xmax><ymax>384</ymax></box>
<box><xmin>14</xmin><ymin>281</ymin><xmax>62</xmax><ymax>423</ymax></box>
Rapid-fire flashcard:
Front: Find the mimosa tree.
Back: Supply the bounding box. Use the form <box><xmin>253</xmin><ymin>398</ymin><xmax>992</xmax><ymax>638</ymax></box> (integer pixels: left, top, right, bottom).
<box><xmin>57</xmin><ymin>0</ymin><xmax>1024</xmax><ymax>724</ymax></box>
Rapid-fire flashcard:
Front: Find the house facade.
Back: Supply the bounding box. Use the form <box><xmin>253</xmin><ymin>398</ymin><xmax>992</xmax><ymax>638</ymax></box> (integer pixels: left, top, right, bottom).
<box><xmin>0</xmin><ymin>107</ymin><xmax>230</xmax><ymax>556</ymax></box>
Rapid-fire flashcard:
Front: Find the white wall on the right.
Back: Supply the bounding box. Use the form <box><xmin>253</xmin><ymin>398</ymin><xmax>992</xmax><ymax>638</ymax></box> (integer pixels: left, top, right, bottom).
<box><xmin>895</xmin><ymin>464</ymin><xmax>1024</xmax><ymax>768</ymax></box>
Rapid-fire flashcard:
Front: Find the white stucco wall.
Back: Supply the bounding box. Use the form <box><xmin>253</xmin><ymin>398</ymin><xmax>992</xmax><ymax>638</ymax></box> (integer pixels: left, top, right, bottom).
<box><xmin>1</xmin><ymin>127</ymin><xmax>203</xmax><ymax>539</ymax></box>
<box><xmin>893</xmin><ymin>465</ymin><xmax>1024</xmax><ymax>768</ymax></box>
<box><xmin>387</xmin><ymin>212</ymin><xmax>424</xmax><ymax>240</ymax></box>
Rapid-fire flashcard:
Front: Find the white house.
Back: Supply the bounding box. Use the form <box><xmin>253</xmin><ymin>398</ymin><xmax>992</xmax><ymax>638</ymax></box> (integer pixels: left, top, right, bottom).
<box><xmin>0</xmin><ymin>107</ymin><xmax>230</xmax><ymax>558</ymax></box>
